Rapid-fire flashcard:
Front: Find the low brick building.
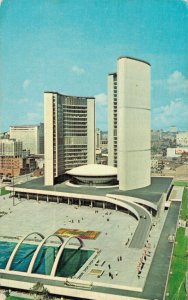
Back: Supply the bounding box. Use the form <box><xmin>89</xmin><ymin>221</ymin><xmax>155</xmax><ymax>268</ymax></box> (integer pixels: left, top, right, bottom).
<box><xmin>0</xmin><ymin>156</ymin><xmax>28</xmax><ymax>176</ymax></box>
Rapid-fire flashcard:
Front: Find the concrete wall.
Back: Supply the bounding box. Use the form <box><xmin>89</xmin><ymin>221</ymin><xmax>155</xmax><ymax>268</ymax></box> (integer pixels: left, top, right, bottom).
<box><xmin>117</xmin><ymin>57</ymin><xmax>151</xmax><ymax>191</ymax></box>
<box><xmin>108</xmin><ymin>74</ymin><xmax>115</xmax><ymax>166</ymax></box>
<box><xmin>87</xmin><ymin>99</ymin><xmax>95</xmax><ymax>164</ymax></box>
<box><xmin>44</xmin><ymin>93</ymin><xmax>54</xmax><ymax>185</ymax></box>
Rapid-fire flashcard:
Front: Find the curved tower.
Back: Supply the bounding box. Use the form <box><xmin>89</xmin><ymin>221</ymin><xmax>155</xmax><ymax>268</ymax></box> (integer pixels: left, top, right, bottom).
<box><xmin>44</xmin><ymin>92</ymin><xmax>95</xmax><ymax>186</ymax></box>
<box><xmin>117</xmin><ymin>56</ymin><xmax>151</xmax><ymax>191</ymax></box>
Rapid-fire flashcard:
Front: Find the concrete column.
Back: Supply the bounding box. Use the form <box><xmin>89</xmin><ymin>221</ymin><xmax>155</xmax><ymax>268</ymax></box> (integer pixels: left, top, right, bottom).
<box><xmin>91</xmin><ymin>201</ymin><xmax>93</xmax><ymax>208</ymax></box>
<box><xmin>27</xmin><ymin>194</ymin><xmax>29</xmax><ymax>200</ymax></box>
<box><xmin>103</xmin><ymin>202</ymin><xmax>105</xmax><ymax>209</ymax></box>
<box><xmin>79</xmin><ymin>199</ymin><xmax>81</xmax><ymax>206</ymax></box>
<box><xmin>68</xmin><ymin>198</ymin><xmax>70</xmax><ymax>205</ymax></box>
<box><xmin>18</xmin><ymin>193</ymin><xmax>20</xmax><ymax>200</ymax></box>
<box><xmin>115</xmin><ymin>205</ymin><xmax>118</xmax><ymax>211</ymax></box>
<box><xmin>37</xmin><ymin>194</ymin><xmax>39</xmax><ymax>201</ymax></box>
<box><xmin>47</xmin><ymin>195</ymin><xmax>49</xmax><ymax>202</ymax></box>
<box><xmin>57</xmin><ymin>196</ymin><xmax>59</xmax><ymax>204</ymax></box>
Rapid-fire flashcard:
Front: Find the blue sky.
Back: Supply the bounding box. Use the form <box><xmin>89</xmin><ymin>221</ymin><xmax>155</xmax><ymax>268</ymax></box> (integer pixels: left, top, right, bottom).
<box><xmin>0</xmin><ymin>0</ymin><xmax>188</xmax><ymax>132</ymax></box>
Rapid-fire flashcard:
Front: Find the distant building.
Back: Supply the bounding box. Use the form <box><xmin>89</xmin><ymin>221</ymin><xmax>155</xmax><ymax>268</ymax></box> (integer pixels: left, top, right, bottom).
<box><xmin>100</xmin><ymin>132</ymin><xmax>108</xmax><ymax>151</ymax></box>
<box><xmin>169</xmin><ymin>125</ymin><xmax>177</xmax><ymax>133</ymax></box>
<box><xmin>108</xmin><ymin>56</ymin><xmax>151</xmax><ymax>191</ymax></box>
<box><xmin>96</xmin><ymin>128</ymin><xmax>101</xmax><ymax>149</ymax></box>
<box><xmin>26</xmin><ymin>157</ymin><xmax>37</xmax><ymax>173</ymax></box>
<box><xmin>0</xmin><ymin>132</ymin><xmax>9</xmax><ymax>139</ymax></box>
<box><xmin>44</xmin><ymin>92</ymin><xmax>95</xmax><ymax>185</ymax></box>
<box><xmin>176</xmin><ymin>131</ymin><xmax>188</xmax><ymax>147</ymax></box>
<box><xmin>0</xmin><ymin>156</ymin><xmax>27</xmax><ymax>177</ymax></box>
<box><xmin>151</xmin><ymin>129</ymin><xmax>161</xmax><ymax>142</ymax></box>
<box><xmin>166</xmin><ymin>148</ymin><xmax>181</xmax><ymax>158</ymax></box>
<box><xmin>95</xmin><ymin>129</ymin><xmax>108</xmax><ymax>151</ymax></box>
<box><xmin>0</xmin><ymin>139</ymin><xmax>22</xmax><ymax>157</ymax></box>
<box><xmin>9</xmin><ymin>124</ymin><xmax>44</xmax><ymax>155</ymax></box>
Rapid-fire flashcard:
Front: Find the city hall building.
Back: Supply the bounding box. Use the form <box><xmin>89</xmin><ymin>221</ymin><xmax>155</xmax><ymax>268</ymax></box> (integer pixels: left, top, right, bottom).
<box><xmin>2</xmin><ymin>57</ymin><xmax>183</xmax><ymax>300</ymax></box>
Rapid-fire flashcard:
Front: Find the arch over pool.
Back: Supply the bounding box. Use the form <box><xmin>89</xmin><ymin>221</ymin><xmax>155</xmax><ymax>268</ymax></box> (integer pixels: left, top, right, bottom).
<box><xmin>5</xmin><ymin>232</ymin><xmax>44</xmax><ymax>271</ymax></box>
<box><xmin>50</xmin><ymin>236</ymin><xmax>83</xmax><ymax>277</ymax></box>
<box><xmin>27</xmin><ymin>234</ymin><xmax>64</xmax><ymax>274</ymax></box>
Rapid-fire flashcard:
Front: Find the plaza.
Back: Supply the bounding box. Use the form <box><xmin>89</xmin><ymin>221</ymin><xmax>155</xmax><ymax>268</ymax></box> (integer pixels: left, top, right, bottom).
<box><xmin>0</xmin><ymin>175</ymin><xmax>182</xmax><ymax>299</ymax></box>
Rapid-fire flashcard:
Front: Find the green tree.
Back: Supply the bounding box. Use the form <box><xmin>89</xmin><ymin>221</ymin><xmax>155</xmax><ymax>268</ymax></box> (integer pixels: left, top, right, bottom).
<box><xmin>30</xmin><ymin>282</ymin><xmax>51</xmax><ymax>300</ymax></box>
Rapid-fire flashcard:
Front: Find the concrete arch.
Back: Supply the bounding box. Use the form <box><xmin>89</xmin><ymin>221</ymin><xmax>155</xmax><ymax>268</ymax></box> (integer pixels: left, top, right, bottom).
<box><xmin>5</xmin><ymin>232</ymin><xmax>44</xmax><ymax>271</ymax></box>
<box><xmin>50</xmin><ymin>236</ymin><xmax>83</xmax><ymax>277</ymax></box>
<box><xmin>27</xmin><ymin>234</ymin><xmax>64</xmax><ymax>274</ymax></box>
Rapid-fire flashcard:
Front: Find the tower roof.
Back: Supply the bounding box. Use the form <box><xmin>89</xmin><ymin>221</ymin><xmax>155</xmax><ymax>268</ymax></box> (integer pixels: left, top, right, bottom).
<box><xmin>118</xmin><ymin>56</ymin><xmax>151</xmax><ymax>66</ymax></box>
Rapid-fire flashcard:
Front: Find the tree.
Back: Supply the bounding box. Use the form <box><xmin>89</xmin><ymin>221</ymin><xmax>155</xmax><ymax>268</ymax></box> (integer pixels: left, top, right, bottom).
<box><xmin>30</xmin><ymin>281</ymin><xmax>51</xmax><ymax>300</ymax></box>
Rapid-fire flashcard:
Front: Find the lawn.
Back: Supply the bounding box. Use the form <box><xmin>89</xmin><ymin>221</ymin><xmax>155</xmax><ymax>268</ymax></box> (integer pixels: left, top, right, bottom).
<box><xmin>174</xmin><ymin>180</ymin><xmax>188</xmax><ymax>187</ymax></box>
<box><xmin>166</xmin><ymin>228</ymin><xmax>188</xmax><ymax>299</ymax></box>
<box><xmin>180</xmin><ymin>188</ymin><xmax>188</xmax><ymax>221</ymax></box>
<box><xmin>0</xmin><ymin>187</ymin><xmax>10</xmax><ymax>196</ymax></box>
<box><xmin>166</xmin><ymin>181</ymin><xmax>188</xmax><ymax>299</ymax></box>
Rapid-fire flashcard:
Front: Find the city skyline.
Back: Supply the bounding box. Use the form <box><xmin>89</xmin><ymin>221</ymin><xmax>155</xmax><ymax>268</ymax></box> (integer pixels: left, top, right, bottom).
<box><xmin>1</xmin><ymin>0</ymin><xmax>188</xmax><ymax>132</ymax></box>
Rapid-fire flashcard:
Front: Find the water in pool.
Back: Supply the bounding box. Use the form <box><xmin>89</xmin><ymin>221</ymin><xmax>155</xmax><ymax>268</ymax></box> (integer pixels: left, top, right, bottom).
<box><xmin>0</xmin><ymin>241</ymin><xmax>94</xmax><ymax>277</ymax></box>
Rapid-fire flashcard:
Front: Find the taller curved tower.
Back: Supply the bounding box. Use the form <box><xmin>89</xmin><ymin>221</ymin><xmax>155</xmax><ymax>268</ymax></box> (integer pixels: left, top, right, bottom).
<box><xmin>117</xmin><ymin>56</ymin><xmax>151</xmax><ymax>191</ymax></box>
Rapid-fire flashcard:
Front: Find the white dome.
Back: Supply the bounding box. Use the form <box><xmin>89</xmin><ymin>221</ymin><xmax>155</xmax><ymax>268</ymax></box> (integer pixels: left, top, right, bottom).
<box><xmin>66</xmin><ymin>164</ymin><xmax>117</xmax><ymax>177</ymax></box>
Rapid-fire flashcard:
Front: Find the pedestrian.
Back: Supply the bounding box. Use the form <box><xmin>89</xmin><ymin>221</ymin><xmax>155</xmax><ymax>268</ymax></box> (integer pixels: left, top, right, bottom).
<box><xmin>108</xmin><ymin>264</ymin><xmax>111</xmax><ymax>269</ymax></box>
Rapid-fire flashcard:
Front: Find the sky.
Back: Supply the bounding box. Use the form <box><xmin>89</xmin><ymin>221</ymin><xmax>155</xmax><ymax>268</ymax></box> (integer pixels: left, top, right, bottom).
<box><xmin>0</xmin><ymin>0</ymin><xmax>188</xmax><ymax>132</ymax></box>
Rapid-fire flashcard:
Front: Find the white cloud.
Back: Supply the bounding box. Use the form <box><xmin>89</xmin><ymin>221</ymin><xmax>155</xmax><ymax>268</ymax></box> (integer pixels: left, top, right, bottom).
<box><xmin>23</xmin><ymin>79</ymin><xmax>31</xmax><ymax>89</ymax></box>
<box><xmin>19</xmin><ymin>98</ymin><xmax>29</xmax><ymax>103</ymax></box>
<box><xmin>152</xmin><ymin>71</ymin><xmax>188</xmax><ymax>94</ymax></box>
<box><xmin>153</xmin><ymin>99</ymin><xmax>188</xmax><ymax>129</ymax></box>
<box><xmin>71</xmin><ymin>65</ymin><xmax>85</xmax><ymax>75</ymax></box>
<box><xmin>0</xmin><ymin>0</ymin><xmax>3</xmax><ymax>6</ymax></box>
<box><xmin>180</xmin><ymin>0</ymin><xmax>188</xmax><ymax>6</ymax></box>
<box><xmin>26</xmin><ymin>112</ymin><xmax>40</xmax><ymax>122</ymax></box>
<box><xmin>167</xmin><ymin>71</ymin><xmax>188</xmax><ymax>93</ymax></box>
<box><xmin>94</xmin><ymin>93</ymin><xmax>107</xmax><ymax>105</ymax></box>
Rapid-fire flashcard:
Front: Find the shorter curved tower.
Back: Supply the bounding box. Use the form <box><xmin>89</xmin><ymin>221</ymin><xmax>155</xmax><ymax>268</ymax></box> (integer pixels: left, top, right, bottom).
<box><xmin>44</xmin><ymin>92</ymin><xmax>95</xmax><ymax>185</ymax></box>
<box><xmin>117</xmin><ymin>56</ymin><xmax>151</xmax><ymax>191</ymax></box>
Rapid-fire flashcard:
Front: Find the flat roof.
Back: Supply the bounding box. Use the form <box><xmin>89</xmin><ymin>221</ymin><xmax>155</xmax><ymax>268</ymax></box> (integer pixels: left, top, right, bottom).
<box><xmin>108</xmin><ymin>72</ymin><xmax>117</xmax><ymax>76</ymax></box>
<box><xmin>15</xmin><ymin>176</ymin><xmax>173</xmax><ymax>205</ymax></box>
<box><xmin>10</xmin><ymin>125</ymin><xmax>40</xmax><ymax>128</ymax></box>
<box><xmin>44</xmin><ymin>91</ymin><xmax>95</xmax><ymax>99</ymax></box>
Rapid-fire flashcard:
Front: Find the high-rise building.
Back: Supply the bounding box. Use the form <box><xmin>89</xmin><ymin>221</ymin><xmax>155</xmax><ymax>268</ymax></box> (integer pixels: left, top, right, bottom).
<box><xmin>44</xmin><ymin>92</ymin><xmax>95</xmax><ymax>185</ymax></box>
<box><xmin>108</xmin><ymin>56</ymin><xmax>151</xmax><ymax>191</ymax></box>
<box><xmin>10</xmin><ymin>124</ymin><xmax>44</xmax><ymax>155</ymax></box>
<box><xmin>0</xmin><ymin>138</ymin><xmax>23</xmax><ymax>157</ymax></box>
